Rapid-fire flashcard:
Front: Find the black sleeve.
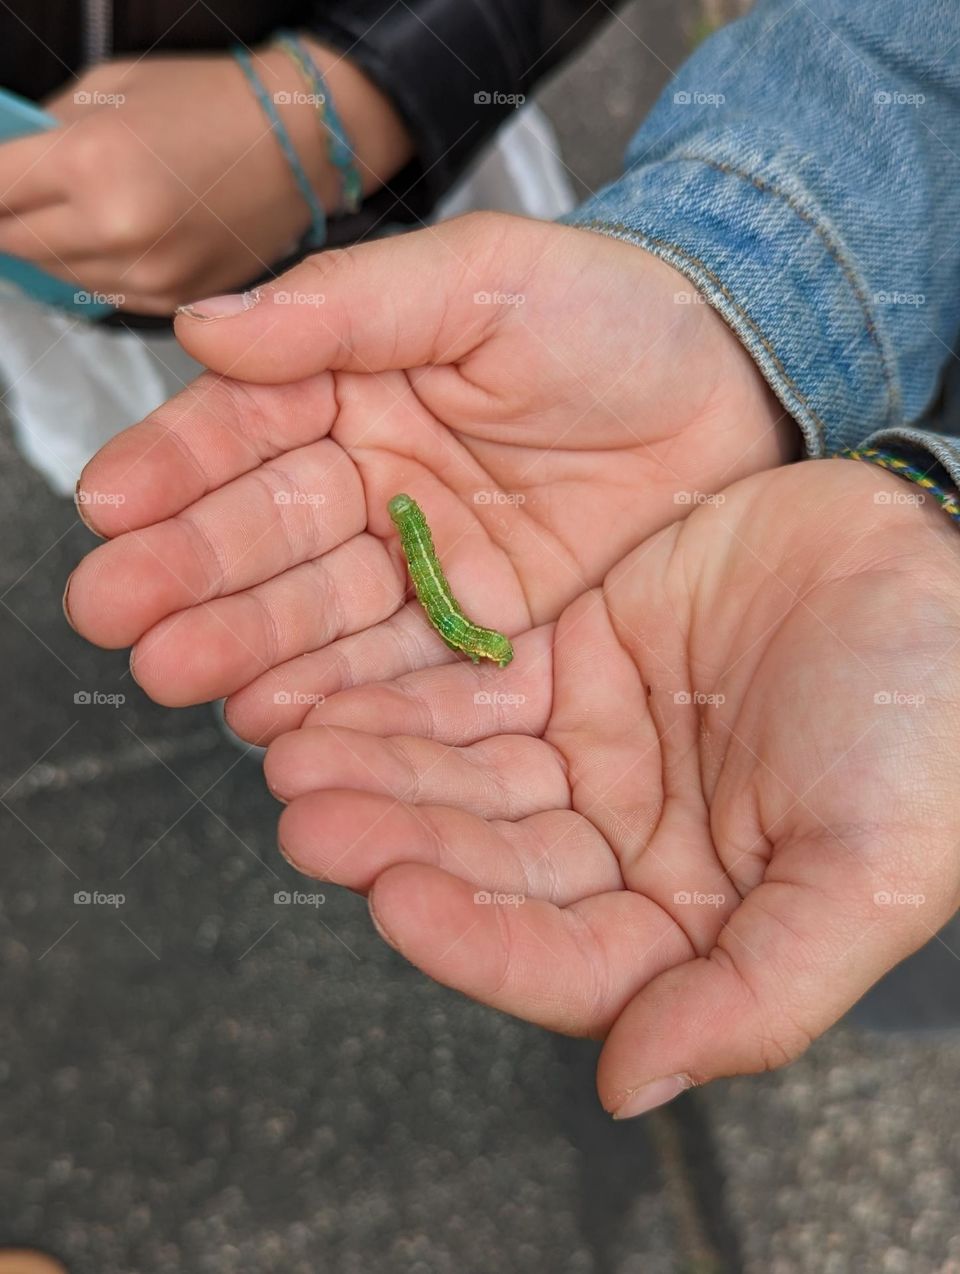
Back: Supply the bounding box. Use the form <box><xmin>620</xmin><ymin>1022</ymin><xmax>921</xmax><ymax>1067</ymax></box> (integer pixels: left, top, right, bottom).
<box><xmin>304</xmin><ymin>0</ymin><xmax>612</xmax><ymax>226</ymax></box>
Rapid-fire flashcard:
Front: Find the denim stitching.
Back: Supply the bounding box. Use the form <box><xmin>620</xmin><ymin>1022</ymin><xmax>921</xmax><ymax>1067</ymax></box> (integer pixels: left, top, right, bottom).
<box><xmin>680</xmin><ymin>155</ymin><xmax>899</xmax><ymax>418</ymax></box>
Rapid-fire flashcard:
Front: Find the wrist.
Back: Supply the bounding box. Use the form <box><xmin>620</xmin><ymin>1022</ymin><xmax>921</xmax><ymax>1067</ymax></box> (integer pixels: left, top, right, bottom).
<box><xmin>251</xmin><ymin>39</ymin><xmax>413</xmax><ymax>217</ymax></box>
<box><xmin>245</xmin><ymin>46</ymin><xmax>339</xmax><ymax>217</ymax></box>
<box><xmin>838</xmin><ymin>446</ymin><xmax>960</xmax><ymax>528</ymax></box>
<box><xmin>298</xmin><ymin>37</ymin><xmax>414</xmax><ymax>197</ymax></box>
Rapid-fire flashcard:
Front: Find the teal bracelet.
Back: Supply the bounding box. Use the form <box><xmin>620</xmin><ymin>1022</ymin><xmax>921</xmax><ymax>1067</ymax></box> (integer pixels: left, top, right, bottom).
<box><xmin>231</xmin><ymin>44</ymin><xmax>328</xmax><ymax>249</ymax></box>
<box><xmin>274</xmin><ymin>30</ymin><xmax>364</xmax><ymax>215</ymax></box>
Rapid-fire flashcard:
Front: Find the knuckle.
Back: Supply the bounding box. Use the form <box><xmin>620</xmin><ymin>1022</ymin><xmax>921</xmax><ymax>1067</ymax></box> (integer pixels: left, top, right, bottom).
<box><xmin>63</xmin><ymin>126</ymin><xmax>109</xmax><ymax>174</ymax></box>
<box><xmin>89</xmin><ymin>197</ymin><xmax>152</xmax><ymax>250</ymax></box>
<box><xmin>297</xmin><ymin>244</ymin><xmax>364</xmax><ymax>291</ymax></box>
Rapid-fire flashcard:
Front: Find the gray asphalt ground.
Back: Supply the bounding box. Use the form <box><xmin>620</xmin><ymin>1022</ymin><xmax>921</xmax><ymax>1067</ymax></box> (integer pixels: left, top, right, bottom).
<box><xmin>1</xmin><ymin>4</ymin><xmax>959</xmax><ymax>1272</ymax></box>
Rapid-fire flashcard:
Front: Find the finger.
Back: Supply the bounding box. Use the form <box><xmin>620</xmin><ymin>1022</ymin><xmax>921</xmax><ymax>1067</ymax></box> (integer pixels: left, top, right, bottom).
<box><xmin>279</xmin><ymin>791</ymin><xmax>620</xmax><ymax>903</ymax></box>
<box><xmin>366</xmin><ymin>863</ymin><xmax>691</xmax><ymax>1035</ymax></box>
<box><xmin>66</xmin><ymin>437</ymin><xmax>365</xmax><ymax>648</ymax></box>
<box><xmin>548</xmin><ymin>589</ymin><xmax>666</xmax><ymax>864</ymax></box>
<box><xmin>129</xmin><ymin>533</ymin><xmax>403</xmax><ymax>706</ymax></box>
<box><xmin>174</xmin><ymin>212</ymin><xmax>542</xmax><ymax>381</ymax></box>
<box><xmin>223</xmin><ymin>602</ymin><xmax>457</xmax><ymax>743</ymax></box>
<box><xmin>75</xmin><ymin>370</ymin><xmax>340</xmax><ymax>538</ymax></box>
<box><xmin>597</xmin><ymin>843</ymin><xmax>958</xmax><ymax>1118</ymax></box>
<box><xmin>24</xmin><ymin>254</ymin><xmax>166</xmax><ymax>312</ymax></box>
<box><xmin>266</xmin><ymin>725</ymin><xmax>568</xmax><ymax>818</ymax></box>
<box><xmin>299</xmin><ymin>626</ymin><xmax>554</xmax><ymax>745</ymax></box>
<box><xmin>0</xmin><ymin>204</ymin><xmax>77</xmax><ymax>263</ymax></box>
<box><xmin>0</xmin><ymin>130</ymin><xmax>70</xmax><ymax>213</ymax></box>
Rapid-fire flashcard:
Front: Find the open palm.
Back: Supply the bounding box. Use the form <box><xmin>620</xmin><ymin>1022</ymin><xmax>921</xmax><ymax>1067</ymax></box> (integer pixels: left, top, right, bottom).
<box><xmin>66</xmin><ymin>213</ymin><xmax>793</xmax><ymax>739</ymax></box>
<box><xmin>263</xmin><ymin>460</ymin><xmax>960</xmax><ymax>1112</ymax></box>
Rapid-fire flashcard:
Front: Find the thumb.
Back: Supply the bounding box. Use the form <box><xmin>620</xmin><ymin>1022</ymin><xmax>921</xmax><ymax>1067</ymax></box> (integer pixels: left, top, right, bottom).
<box><xmin>174</xmin><ymin>211</ymin><xmax>531</xmax><ymax>382</ymax></box>
<box><xmin>600</xmin><ymin>859</ymin><xmax>954</xmax><ymax>1119</ymax></box>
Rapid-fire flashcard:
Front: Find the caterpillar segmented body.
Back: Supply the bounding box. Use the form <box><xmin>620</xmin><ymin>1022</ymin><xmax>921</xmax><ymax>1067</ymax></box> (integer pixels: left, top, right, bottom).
<box><xmin>388</xmin><ymin>493</ymin><xmax>514</xmax><ymax>668</ymax></box>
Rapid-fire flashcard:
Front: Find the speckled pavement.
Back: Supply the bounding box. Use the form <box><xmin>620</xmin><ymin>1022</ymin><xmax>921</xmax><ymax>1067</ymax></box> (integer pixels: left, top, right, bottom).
<box><xmin>0</xmin><ymin>416</ymin><xmax>690</xmax><ymax>1273</ymax></box>
<box><xmin>1</xmin><ymin>3</ymin><xmax>959</xmax><ymax>1272</ymax></box>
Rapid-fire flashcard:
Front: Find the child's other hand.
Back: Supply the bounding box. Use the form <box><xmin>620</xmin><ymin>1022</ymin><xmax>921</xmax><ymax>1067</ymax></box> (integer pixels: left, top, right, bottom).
<box><xmin>0</xmin><ymin>48</ymin><xmax>410</xmax><ymax>313</ymax></box>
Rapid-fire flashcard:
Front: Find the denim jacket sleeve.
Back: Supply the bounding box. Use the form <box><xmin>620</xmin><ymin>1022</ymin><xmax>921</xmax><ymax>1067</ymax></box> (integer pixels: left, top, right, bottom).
<box><xmin>563</xmin><ymin>0</ymin><xmax>960</xmax><ymax>488</ymax></box>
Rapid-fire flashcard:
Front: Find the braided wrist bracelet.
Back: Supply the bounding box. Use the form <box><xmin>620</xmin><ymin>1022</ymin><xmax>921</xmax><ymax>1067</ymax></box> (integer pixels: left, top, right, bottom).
<box><xmin>839</xmin><ymin>446</ymin><xmax>960</xmax><ymax>526</ymax></box>
<box><xmin>274</xmin><ymin>30</ymin><xmax>363</xmax><ymax>215</ymax></box>
<box><xmin>231</xmin><ymin>44</ymin><xmax>328</xmax><ymax>249</ymax></box>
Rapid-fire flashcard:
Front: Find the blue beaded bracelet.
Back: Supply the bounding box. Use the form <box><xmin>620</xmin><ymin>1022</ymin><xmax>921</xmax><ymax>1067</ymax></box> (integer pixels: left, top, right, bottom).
<box><xmin>273</xmin><ymin>30</ymin><xmax>364</xmax><ymax>214</ymax></box>
<box><xmin>231</xmin><ymin>44</ymin><xmax>328</xmax><ymax>249</ymax></box>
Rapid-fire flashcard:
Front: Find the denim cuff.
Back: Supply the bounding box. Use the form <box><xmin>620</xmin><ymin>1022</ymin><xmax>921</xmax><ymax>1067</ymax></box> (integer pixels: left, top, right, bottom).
<box><xmin>564</xmin><ymin>149</ymin><xmax>903</xmax><ymax>459</ymax></box>
<box><xmin>859</xmin><ymin>426</ymin><xmax>960</xmax><ymax>497</ymax></box>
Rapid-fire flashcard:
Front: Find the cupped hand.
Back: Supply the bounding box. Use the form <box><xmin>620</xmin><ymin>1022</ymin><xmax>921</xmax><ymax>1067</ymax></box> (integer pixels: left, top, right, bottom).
<box><xmin>262</xmin><ymin>459</ymin><xmax>960</xmax><ymax>1113</ymax></box>
<box><xmin>65</xmin><ymin>213</ymin><xmax>796</xmax><ymax>736</ymax></box>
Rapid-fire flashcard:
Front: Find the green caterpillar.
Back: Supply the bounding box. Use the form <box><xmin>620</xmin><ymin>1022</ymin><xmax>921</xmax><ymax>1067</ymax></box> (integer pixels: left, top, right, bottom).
<box><xmin>388</xmin><ymin>494</ymin><xmax>514</xmax><ymax>668</ymax></box>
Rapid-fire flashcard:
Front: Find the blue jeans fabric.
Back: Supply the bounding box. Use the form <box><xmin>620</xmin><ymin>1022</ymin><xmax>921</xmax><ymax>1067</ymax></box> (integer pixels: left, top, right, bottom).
<box><xmin>564</xmin><ymin>0</ymin><xmax>960</xmax><ymax>483</ymax></box>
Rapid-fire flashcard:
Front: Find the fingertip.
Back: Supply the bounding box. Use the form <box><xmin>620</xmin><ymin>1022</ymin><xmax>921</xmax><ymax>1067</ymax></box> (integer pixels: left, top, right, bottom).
<box><xmin>367</xmin><ymin>880</ymin><xmax>404</xmax><ymax>953</ymax></box>
<box><xmin>609</xmin><ymin>1073</ymin><xmax>693</xmax><ymax>1121</ymax></box>
<box><xmin>129</xmin><ymin>610</ymin><xmax>237</xmax><ymax>707</ymax></box>
<box><xmin>276</xmin><ymin>789</ymin><xmax>354</xmax><ymax>878</ymax></box>
<box><xmin>173</xmin><ymin>289</ymin><xmax>302</xmax><ymax>382</ymax></box>
<box><xmin>262</xmin><ymin>731</ymin><xmax>299</xmax><ymax>802</ymax></box>
<box><xmin>74</xmin><ymin>477</ymin><xmax>105</xmax><ymax>538</ymax></box>
<box><xmin>223</xmin><ymin>689</ymin><xmax>285</xmax><ymax>748</ymax></box>
<box><xmin>62</xmin><ymin>572</ymin><xmax>76</xmax><ymax>631</ymax></box>
<box><xmin>366</xmin><ymin>862</ymin><xmax>483</xmax><ymax>965</ymax></box>
<box><xmin>62</xmin><ymin>547</ymin><xmax>143</xmax><ymax>648</ymax></box>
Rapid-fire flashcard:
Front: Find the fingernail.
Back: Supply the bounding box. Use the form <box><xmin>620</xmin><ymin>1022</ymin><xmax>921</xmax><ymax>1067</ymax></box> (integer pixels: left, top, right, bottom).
<box><xmin>176</xmin><ymin>289</ymin><xmax>261</xmax><ymax>321</ymax></box>
<box><xmin>612</xmin><ymin>1074</ymin><xmax>692</xmax><ymax>1120</ymax></box>
<box><xmin>62</xmin><ymin>574</ymin><xmax>75</xmax><ymax>629</ymax></box>
<box><xmin>368</xmin><ymin>896</ymin><xmax>401</xmax><ymax>952</ymax></box>
<box><xmin>74</xmin><ymin>479</ymin><xmax>99</xmax><ymax>534</ymax></box>
<box><xmin>277</xmin><ymin>837</ymin><xmax>298</xmax><ymax>868</ymax></box>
